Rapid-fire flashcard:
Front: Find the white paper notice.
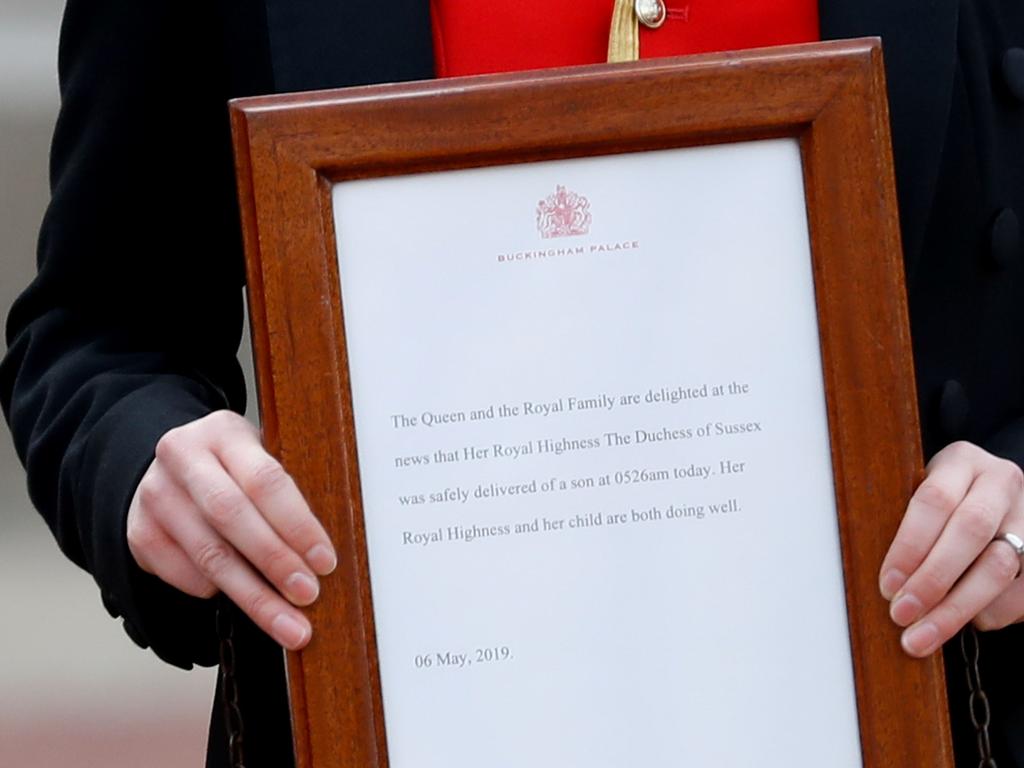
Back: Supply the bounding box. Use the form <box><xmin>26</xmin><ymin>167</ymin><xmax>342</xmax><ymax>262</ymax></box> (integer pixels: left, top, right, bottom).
<box><xmin>332</xmin><ymin>138</ymin><xmax>863</xmax><ymax>767</ymax></box>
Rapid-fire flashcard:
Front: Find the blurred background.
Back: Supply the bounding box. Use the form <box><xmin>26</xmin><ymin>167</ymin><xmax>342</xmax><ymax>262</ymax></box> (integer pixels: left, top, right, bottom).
<box><xmin>1</xmin><ymin>1</ymin><xmax>223</xmax><ymax>765</ymax></box>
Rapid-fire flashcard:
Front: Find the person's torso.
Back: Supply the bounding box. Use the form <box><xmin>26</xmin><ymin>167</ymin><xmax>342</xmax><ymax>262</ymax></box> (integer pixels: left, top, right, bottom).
<box><xmin>207</xmin><ymin>1</ymin><xmax>1024</xmax><ymax>765</ymax></box>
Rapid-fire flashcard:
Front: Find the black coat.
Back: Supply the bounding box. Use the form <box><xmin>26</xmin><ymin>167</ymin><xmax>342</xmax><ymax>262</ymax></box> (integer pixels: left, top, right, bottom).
<box><xmin>2</xmin><ymin>0</ymin><xmax>1023</xmax><ymax>765</ymax></box>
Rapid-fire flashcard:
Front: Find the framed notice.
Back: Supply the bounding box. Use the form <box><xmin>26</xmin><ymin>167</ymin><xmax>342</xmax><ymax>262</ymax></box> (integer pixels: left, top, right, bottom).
<box><xmin>231</xmin><ymin>39</ymin><xmax>953</xmax><ymax>768</ymax></box>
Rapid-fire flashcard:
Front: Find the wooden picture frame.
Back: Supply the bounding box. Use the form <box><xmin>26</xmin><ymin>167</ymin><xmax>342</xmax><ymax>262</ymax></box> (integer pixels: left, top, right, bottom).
<box><xmin>230</xmin><ymin>38</ymin><xmax>953</xmax><ymax>768</ymax></box>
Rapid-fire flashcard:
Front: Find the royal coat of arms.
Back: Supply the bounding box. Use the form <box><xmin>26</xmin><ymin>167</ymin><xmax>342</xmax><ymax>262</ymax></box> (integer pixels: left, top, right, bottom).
<box><xmin>536</xmin><ymin>186</ymin><xmax>592</xmax><ymax>238</ymax></box>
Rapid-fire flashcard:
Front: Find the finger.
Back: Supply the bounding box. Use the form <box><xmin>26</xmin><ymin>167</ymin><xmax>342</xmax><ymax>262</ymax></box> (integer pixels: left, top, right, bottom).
<box><xmin>889</xmin><ymin>471</ymin><xmax>1016</xmax><ymax>627</ymax></box>
<box><xmin>976</xmin><ymin>565</ymin><xmax>1024</xmax><ymax>631</ymax></box>
<box><xmin>170</xmin><ymin>451</ymin><xmax>321</xmax><ymax>607</ymax></box>
<box><xmin>159</xmin><ymin>502</ymin><xmax>312</xmax><ymax>650</ymax></box>
<box><xmin>901</xmin><ymin>534</ymin><xmax>1023</xmax><ymax>656</ymax></box>
<box><xmin>880</xmin><ymin>447</ymin><xmax>978</xmax><ymax>599</ymax></box>
<box><xmin>213</xmin><ymin>439</ymin><xmax>336</xmax><ymax>576</ymax></box>
<box><xmin>135</xmin><ymin>523</ymin><xmax>219</xmax><ymax>598</ymax></box>
<box><xmin>129</xmin><ymin>466</ymin><xmax>218</xmax><ymax>598</ymax></box>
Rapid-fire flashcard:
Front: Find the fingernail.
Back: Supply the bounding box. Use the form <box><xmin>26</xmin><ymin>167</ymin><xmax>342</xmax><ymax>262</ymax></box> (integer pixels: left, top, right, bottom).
<box><xmin>890</xmin><ymin>593</ymin><xmax>923</xmax><ymax>626</ymax></box>
<box><xmin>306</xmin><ymin>544</ymin><xmax>338</xmax><ymax>575</ymax></box>
<box><xmin>284</xmin><ymin>572</ymin><xmax>319</xmax><ymax>605</ymax></box>
<box><xmin>902</xmin><ymin>621</ymin><xmax>940</xmax><ymax>656</ymax></box>
<box><xmin>271</xmin><ymin>614</ymin><xmax>311</xmax><ymax>650</ymax></box>
<box><xmin>880</xmin><ymin>569</ymin><xmax>907</xmax><ymax>600</ymax></box>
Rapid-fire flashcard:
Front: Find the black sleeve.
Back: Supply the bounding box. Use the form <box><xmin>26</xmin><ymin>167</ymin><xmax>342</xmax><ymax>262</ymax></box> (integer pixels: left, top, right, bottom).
<box><xmin>0</xmin><ymin>0</ymin><xmax>249</xmax><ymax>669</ymax></box>
<box><xmin>985</xmin><ymin>419</ymin><xmax>1024</xmax><ymax>469</ymax></box>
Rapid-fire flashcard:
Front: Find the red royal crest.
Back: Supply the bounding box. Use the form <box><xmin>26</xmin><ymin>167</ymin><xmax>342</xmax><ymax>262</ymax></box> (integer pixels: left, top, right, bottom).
<box><xmin>536</xmin><ymin>185</ymin><xmax>592</xmax><ymax>238</ymax></box>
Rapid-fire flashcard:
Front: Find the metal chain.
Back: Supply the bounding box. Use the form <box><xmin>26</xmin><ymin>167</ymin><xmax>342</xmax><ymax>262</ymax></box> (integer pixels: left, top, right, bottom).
<box><xmin>217</xmin><ymin>602</ymin><xmax>247</xmax><ymax>768</ymax></box>
<box><xmin>960</xmin><ymin>625</ymin><xmax>998</xmax><ymax>768</ymax></box>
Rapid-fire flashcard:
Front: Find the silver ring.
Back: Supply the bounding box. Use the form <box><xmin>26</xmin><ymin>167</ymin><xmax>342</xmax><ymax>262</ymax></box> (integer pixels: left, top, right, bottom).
<box><xmin>993</xmin><ymin>531</ymin><xmax>1024</xmax><ymax>558</ymax></box>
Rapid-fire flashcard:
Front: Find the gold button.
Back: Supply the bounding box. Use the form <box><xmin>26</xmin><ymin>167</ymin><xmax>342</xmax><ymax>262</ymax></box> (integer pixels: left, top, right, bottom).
<box><xmin>635</xmin><ymin>0</ymin><xmax>667</xmax><ymax>29</ymax></box>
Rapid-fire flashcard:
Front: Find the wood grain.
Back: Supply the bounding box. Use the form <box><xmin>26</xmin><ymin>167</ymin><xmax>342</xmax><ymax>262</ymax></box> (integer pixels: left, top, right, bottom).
<box><xmin>231</xmin><ymin>39</ymin><xmax>953</xmax><ymax>768</ymax></box>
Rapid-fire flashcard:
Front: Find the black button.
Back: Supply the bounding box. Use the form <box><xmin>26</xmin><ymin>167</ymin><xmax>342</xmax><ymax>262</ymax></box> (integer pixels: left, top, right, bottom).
<box><xmin>101</xmin><ymin>591</ymin><xmax>121</xmax><ymax>618</ymax></box>
<box><xmin>1003</xmin><ymin>48</ymin><xmax>1024</xmax><ymax>102</ymax></box>
<box><xmin>937</xmin><ymin>379</ymin><xmax>971</xmax><ymax>440</ymax></box>
<box><xmin>122</xmin><ymin>618</ymin><xmax>149</xmax><ymax>648</ymax></box>
<box><xmin>990</xmin><ymin>208</ymin><xmax>1020</xmax><ymax>268</ymax></box>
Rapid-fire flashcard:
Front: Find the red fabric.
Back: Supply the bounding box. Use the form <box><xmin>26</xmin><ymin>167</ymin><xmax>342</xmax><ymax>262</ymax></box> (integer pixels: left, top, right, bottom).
<box><xmin>432</xmin><ymin>0</ymin><xmax>820</xmax><ymax>78</ymax></box>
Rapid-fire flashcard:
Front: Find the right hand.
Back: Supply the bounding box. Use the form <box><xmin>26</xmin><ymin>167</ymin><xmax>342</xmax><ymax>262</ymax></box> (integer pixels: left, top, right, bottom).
<box><xmin>126</xmin><ymin>410</ymin><xmax>337</xmax><ymax>650</ymax></box>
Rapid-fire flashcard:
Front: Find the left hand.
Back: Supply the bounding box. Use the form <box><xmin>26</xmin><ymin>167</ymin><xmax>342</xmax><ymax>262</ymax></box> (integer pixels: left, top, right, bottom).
<box><xmin>880</xmin><ymin>441</ymin><xmax>1024</xmax><ymax>656</ymax></box>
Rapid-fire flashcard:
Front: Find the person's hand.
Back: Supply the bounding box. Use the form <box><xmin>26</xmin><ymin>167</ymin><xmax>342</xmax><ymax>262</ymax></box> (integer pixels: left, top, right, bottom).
<box><xmin>126</xmin><ymin>410</ymin><xmax>337</xmax><ymax>650</ymax></box>
<box><xmin>880</xmin><ymin>441</ymin><xmax>1024</xmax><ymax>657</ymax></box>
